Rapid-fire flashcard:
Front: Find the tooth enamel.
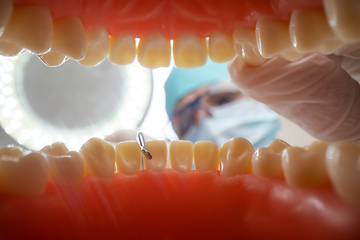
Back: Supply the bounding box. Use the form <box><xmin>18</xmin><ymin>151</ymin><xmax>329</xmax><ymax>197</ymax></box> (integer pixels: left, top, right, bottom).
<box><xmin>252</xmin><ymin>139</ymin><xmax>290</xmax><ymax>178</ymax></box>
<box><xmin>137</xmin><ymin>33</ymin><xmax>171</xmax><ymax>68</ymax></box>
<box><xmin>317</xmin><ymin>39</ymin><xmax>345</xmax><ymax>55</ymax></box>
<box><xmin>79</xmin><ymin>27</ymin><xmax>109</xmax><ymax>66</ymax></box>
<box><xmin>144</xmin><ymin>140</ymin><xmax>167</xmax><ymax>172</ymax></box>
<box><xmin>38</xmin><ymin>51</ymin><xmax>68</xmax><ymax>67</ymax></box>
<box><xmin>0</xmin><ymin>6</ymin><xmax>53</xmax><ymax>54</ymax></box>
<box><xmin>173</xmin><ymin>33</ymin><xmax>208</xmax><ymax>68</ymax></box>
<box><xmin>0</xmin><ymin>0</ymin><xmax>12</xmax><ymax>36</ymax></box>
<box><xmin>115</xmin><ymin>141</ymin><xmax>142</xmax><ymax>175</ymax></box>
<box><xmin>220</xmin><ymin>137</ymin><xmax>254</xmax><ymax>177</ymax></box>
<box><xmin>324</xmin><ymin>0</ymin><xmax>360</xmax><ymax>43</ymax></box>
<box><xmin>326</xmin><ymin>142</ymin><xmax>360</xmax><ymax>207</ymax></box>
<box><xmin>79</xmin><ymin>137</ymin><xmax>115</xmax><ymax>178</ymax></box>
<box><xmin>169</xmin><ymin>140</ymin><xmax>194</xmax><ymax>173</ymax></box>
<box><xmin>208</xmin><ymin>32</ymin><xmax>235</xmax><ymax>63</ymax></box>
<box><xmin>40</xmin><ymin>142</ymin><xmax>69</xmax><ymax>156</ymax></box>
<box><xmin>282</xmin><ymin>141</ymin><xmax>330</xmax><ymax>188</ymax></box>
<box><xmin>0</xmin><ymin>147</ymin><xmax>49</xmax><ymax>196</ymax></box>
<box><xmin>256</xmin><ymin>19</ymin><xmax>293</xmax><ymax>58</ymax></box>
<box><xmin>51</xmin><ymin>16</ymin><xmax>87</xmax><ymax>60</ymax></box>
<box><xmin>194</xmin><ymin>141</ymin><xmax>220</xmax><ymax>172</ymax></box>
<box><xmin>289</xmin><ymin>9</ymin><xmax>335</xmax><ymax>53</ymax></box>
<box><xmin>108</xmin><ymin>34</ymin><xmax>136</xmax><ymax>65</ymax></box>
<box><xmin>0</xmin><ymin>41</ymin><xmax>23</xmax><ymax>56</ymax></box>
<box><xmin>280</xmin><ymin>48</ymin><xmax>304</xmax><ymax>61</ymax></box>
<box><xmin>233</xmin><ymin>28</ymin><xmax>266</xmax><ymax>67</ymax></box>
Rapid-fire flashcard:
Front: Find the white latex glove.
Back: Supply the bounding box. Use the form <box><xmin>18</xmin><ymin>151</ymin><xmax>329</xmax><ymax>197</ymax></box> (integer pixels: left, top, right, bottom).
<box><xmin>228</xmin><ymin>52</ymin><xmax>360</xmax><ymax>142</ymax></box>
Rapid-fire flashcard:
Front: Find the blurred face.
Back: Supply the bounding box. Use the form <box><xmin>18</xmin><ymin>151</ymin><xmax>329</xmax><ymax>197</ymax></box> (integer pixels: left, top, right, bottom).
<box><xmin>171</xmin><ymin>83</ymin><xmax>245</xmax><ymax>138</ymax></box>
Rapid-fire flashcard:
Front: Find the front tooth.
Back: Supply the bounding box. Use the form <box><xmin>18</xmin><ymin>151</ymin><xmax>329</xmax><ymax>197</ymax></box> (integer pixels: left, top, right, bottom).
<box><xmin>289</xmin><ymin>9</ymin><xmax>335</xmax><ymax>53</ymax></box>
<box><xmin>233</xmin><ymin>28</ymin><xmax>266</xmax><ymax>67</ymax></box>
<box><xmin>317</xmin><ymin>39</ymin><xmax>345</xmax><ymax>55</ymax></box>
<box><xmin>324</xmin><ymin>0</ymin><xmax>360</xmax><ymax>43</ymax></box>
<box><xmin>220</xmin><ymin>137</ymin><xmax>254</xmax><ymax>177</ymax></box>
<box><xmin>169</xmin><ymin>140</ymin><xmax>193</xmax><ymax>173</ymax></box>
<box><xmin>280</xmin><ymin>48</ymin><xmax>304</xmax><ymax>61</ymax></box>
<box><xmin>194</xmin><ymin>141</ymin><xmax>220</xmax><ymax>172</ymax></box>
<box><xmin>108</xmin><ymin>34</ymin><xmax>136</xmax><ymax>65</ymax></box>
<box><xmin>0</xmin><ymin>41</ymin><xmax>23</xmax><ymax>56</ymax></box>
<box><xmin>208</xmin><ymin>32</ymin><xmax>235</xmax><ymax>63</ymax></box>
<box><xmin>0</xmin><ymin>0</ymin><xmax>12</xmax><ymax>36</ymax></box>
<box><xmin>79</xmin><ymin>137</ymin><xmax>115</xmax><ymax>178</ymax></box>
<box><xmin>0</xmin><ymin>147</ymin><xmax>49</xmax><ymax>196</ymax></box>
<box><xmin>326</xmin><ymin>142</ymin><xmax>360</xmax><ymax>207</ymax></box>
<box><xmin>115</xmin><ymin>141</ymin><xmax>142</xmax><ymax>175</ymax></box>
<box><xmin>252</xmin><ymin>139</ymin><xmax>290</xmax><ymax>178</ymax></box>
<box><xmin>144</xmin><ymin>140</ymin><xmax>167</xmax><ymax>172</ymax></box>
<box><xmin>51</xmin><ymin>16</ymin><xmax>87</xmax><ymax>60</ymax></box>
<box><xmin>0</xmin><ymin>6</ymin><xmax>53</xmax><ymax>54</ymax></box>
<box><xmin>137</xmin><ymin>33</ymin><xmax>171</xmax><ymax>68</ymax></box>
<box><xmin>255</xmin><ymin>19</ymin><xmax>292</xmax><ymax>58</ymax></box>
<box><xmin>79</xmin><ymin>27</ymin><xmax>109</xmax><ymax>66</ymax></box>
<box><xmin>173</xmin><ymin>33</ymin><xmax>208</xmax><ymax>68</ymax></box>
<box><xmin>282</xmin><ymin>141</ymin><xmax>330</xmax><ymax>188</ymax></box>
<box><xmin>38</xmin><ymin>51</ymin><xmax>68</xmax><ymax>67</ymax></box>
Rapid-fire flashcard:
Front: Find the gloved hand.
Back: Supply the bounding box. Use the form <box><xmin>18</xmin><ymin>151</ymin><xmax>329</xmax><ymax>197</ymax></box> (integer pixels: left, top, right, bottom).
<box><xmin>227</xmin><ymin>51</ymin><xmax>360</xmax><ymax>142</ymax></box>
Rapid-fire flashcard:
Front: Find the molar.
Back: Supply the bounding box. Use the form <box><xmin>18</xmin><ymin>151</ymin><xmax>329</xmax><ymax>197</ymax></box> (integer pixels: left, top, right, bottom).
<box><xmin>194</xmin><ymin>141</ymin><xmax>220</xmax><ymax>172</ymax></box>
<box><xmin>169</xmin><ymin>140</ymin><xmax>194</xmax><ymax>173</ymax></box>
<box><xmin>317</xmin><ymin>39</ymin><xmax>345</xmax><ymax>55</ymax></box>
<box><xmin>282</xmin><ymin>141</ymin><xmax>330</xmax><ymax>188</ymax></box>
<box><xmin>38</xmin><ymin>51</ymin><xmax>68</xmax><ymax>67</ymax></box>
<box><xmin>0</xmin><ymin>6</ymin><xmax>53</xmax><ymax>54</ymax></box>
<box><xmin>137</xmin><ymin>33</ymin><xmax>171</xmax><ymax>68</ymax></box>
<box><xmin>108</xmin><ymin>34</ymin><xmax>136</xmax><ymax>65</ymax></box>
<box><xmin>233</xmin><ymin>28</ymin><xmax>266</xmax><ymax>67</ymax></box>
<box><xmin>51</xmin><ymin>16</ymin><xmax>87</xmax><ymax>61</ymax></box>
<box><xmin>208</xmin><ymin>32</ymin><xmax>235</xmax><ymax>63</ymax></box>
<box><xmin>220</xmin><ymin>137</ymin><xmax>254</xmax><ymax>177</ymax></box>
<box><xmin>144</xmin><ymin>140</ymin><xmax>167</xmax><ymax>172</ymax></box>
<box><xmin>326</xmin><ymin>142</ymin><xmax>360</xmax><ymax>207</ymax></box>
<box><xmin>79</xmin><ymin>27</ymin><xmax>110</xmax><ymax>66</ymax></box>
<box><xmin>115</xmin><ymin>141</ymin><xmax>142</xmax><ymax>175</ymax></box>
<box><xmin>173</xmin><ymin>33</ymin><xmax>208</xmax><ymax>68</ymax></box>
<box><xmin>0</xmin><ymin>0</ymin><xmax>12</xmax><ymax>36</ymax></box>
<box><xmin>252</xmin><ymin>139</ymin><xmax>290</xmax><ymax>178</ymax></box>
<box><xmin>280</xmin><ymin>48</ymin><xmax>304</xmax><ymax>61</ymax></box>
<box><xmin>79</xmin><ymin>137</ymin><xmax>115</xmax><ymax>178</ymax></box>
<box><xmin>0</xmin><ymin>41</ymin><xmax>23</xmax><ymax>57</ymax></box>
<box><xmin>0</xmin><ymin>146</ymin><xmax>49</xmax><ymax>196</ymax></box>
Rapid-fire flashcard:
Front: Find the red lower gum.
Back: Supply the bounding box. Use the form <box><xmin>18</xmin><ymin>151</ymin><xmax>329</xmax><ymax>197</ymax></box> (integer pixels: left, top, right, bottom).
<box><xmin>13</xmin><ymin>0</ymin><xmax>323</xmax><ymax>39</ymax></box>
<box><xmin>0</xmin><ymin>169</ymin><xmax>359</xmax><ymax>239</ymax></box>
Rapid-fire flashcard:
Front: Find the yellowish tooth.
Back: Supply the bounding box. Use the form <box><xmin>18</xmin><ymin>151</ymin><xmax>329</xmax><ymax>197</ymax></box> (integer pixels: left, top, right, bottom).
<box><xmin>282</xmin><ymin>141</ymin><xmax>330</xmax><ymax>188</ymax></box>
<box><xmin>279</xmin><ymin>48</ymin><xmax>304</xmax><ymax>61</ymax></box>
<box><xmin>40</xmin><ymin>142</ymin><xmax>69</xmax><ymax>156</ymax></box>
<box><xmin>79</xmin><ymin>137</ymin><xmax>115</xmax><ymax>178</ymax></box>
<box><xmin>289</xmin><ymin>9</ymin><xmax>335</xmax><ymax>53</ymax></box>
<box><xmin>115</xmin><ymin>141</ymin><xmax>142</xmax><ymax>175</ymax></box>
<box><xmin>208</xmin><ymin>32</ymin><xmax>235</xmax><ymax>63</ymax></box>
<box><xmin>326</xmin><ymin>142</ymin><xmax>360</xmax><ymax>207</ymax></box>
<box><xmin>233</xmin><ymin>28</ymin><xmax>266</xmax><ymax>67</ymax></box>
<box><xmin>169</xmin><ymin>140</ymin><xmax>193</xmax><ymax>173</ymax></box>
<box><xmin>220</xmin><ymin>137</ymin><xmax>254</xmax><ymax>177</ymax></box>
<box><xmin>0</xmin><ymin>6</ymin><xmax>53</xmax><ymax>54</ymax></box>
<box><xmin>79</xmin><ymin>27</ymin><xmax>109</xmax><ymax>66</ymax></box>
<box><xmin>51</xmin><ymin>16</ymin><xmax>87</xmax><ymax>60</ymax></box>
<box><xmin>108</xmin><ymin>34</ymin><xmax>136</xmax><ymax>65</ymax></box>
<box><xmin>324</xmin><ymin>0</ymin><xmax>360</xmax><ymax>43</ymax></box>
<box><xmin>252</xmin><ymin>139</ymin><xmax>290</xmax><ymax>178</ymax></box>
<box><xmin>0</xmin><ymin>41</ymin><xmax>23</xmax><ymax>56</ymax></box>
<box><xmin>144</xmin><ymin>140</ymin><xmax>167</xmax><ymax>172</ymax></box>
<box><xmin>0</xmin><ymin>146</ymin><xmax>49</xmax><ymax>196</ymax></box>
<box><xmin>194</xmin><ymin>141</ymin><xmax>220</xmax><ymax>172</ymax></box>
<box><xmin>317</xmin><ymin>39</ymin><xmax>345</xmax><ymax>55</ymax></box>
<box><xmin>173</xmin><ymin>33</ymin><xmax>208</xmax><ymax>68</ymax></box>
<box><xmin>38</xmin><ymin>51</ymin><xmax>68</xmax><ymax>67</ymax></box>
<box><xmin>0</xmin><ymin>0</ymin><xmax>12</xmax><ymax>36</ymax></box>
<box><xmin>256</xmin><ymin>19</ymin><xmax>292</xmax><ymax>58</ymax></box>
<box><xmin>137</xmin><ymin>33</ymin><xmax>171</xmax><ymax>68</ymax></box>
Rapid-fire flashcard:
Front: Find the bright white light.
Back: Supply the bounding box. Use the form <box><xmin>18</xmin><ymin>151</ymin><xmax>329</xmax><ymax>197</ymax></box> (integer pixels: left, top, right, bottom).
<box><xmin>2</xmin><ymin>108</ymin><xmax>11</xmax><ymax>117</ymax></box>
<box><xmin>21</xmin><ymin>130</ymin><xmax>31</xmax><ymax>139</ymax></box>
<box><xmin>5</xmin><ymin>126</ymin><xmax>12</xmax><ymax>134</ymax></box>
<box><xmin>17</xmin><ymin>137</ymin><xmax>25</xmax><ymax>145</ymax></box>
<box><xmin>68</xmin><ymin>138</ymin><xmax>79</xmax><ymax>149</ymax></box>
<box><xmin>12</xmin><ymin>110</ymin><xmax>22</xmax><ymax>120</ymax></box>
<box><xmin>34</xmin><ymin>138</ymin><xmax>43</xmax><ymax>148</ymax></box>
<box><xmin>6</xmin><ymin>98</ymin><xmax>16</xmax><ymax>108</ymax></box>
<box><xmin>54</xmin><ymin>137</ymin><xmax>65</xmax><ymax>143</ymax></box>
<box><xmin>2</xmin><ymin>86</ymin><xmax>12</xmax><ymax>96</ymax></box>
<box><xmin>32</xmin><ymin>128</ymin><xmax>41</xmax><ymax>138</ymax></box>
<box><xmin>0</xmin><ymin>95</ymin><xmax>5</xmax><ymax>104</ymax></box>
<box><xmin>42</xmin><ymin>134</ymin><xmax>52</xmax><ymax>145</ymax></box>
<box><xmin>104</xmin><ymin>127</ymin><xmax>114</xmax><ymax>135</ymax></box>
<box><xmin>4</xmin><ymin>62</ymin><xmax>14</xmax><ymax>71</ymax></box>
<box><xmin>0</xmin><ymin>67</ymin><xmax>4</xmax><ymax>75</ymax></box>
<box><xmin>2</xmin><ymin>74</ymin><xmax>12</xmax><ymax>83</ymax></box>
<box><xmin>10</xmin><ymin>120</ymin><xmax>20</xmax><ymax>129</ymax></box>
<box><xmin>0</xmin><ymin>56</ymin><xmax>7</xmax><ymax>63</ymax></box>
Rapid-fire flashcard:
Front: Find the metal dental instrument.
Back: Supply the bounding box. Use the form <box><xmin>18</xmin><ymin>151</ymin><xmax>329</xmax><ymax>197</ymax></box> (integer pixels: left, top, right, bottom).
<box><xmin>136</xmin><ymin>131</ymin><xmax>152</xmax><ymax>160</ymax></box>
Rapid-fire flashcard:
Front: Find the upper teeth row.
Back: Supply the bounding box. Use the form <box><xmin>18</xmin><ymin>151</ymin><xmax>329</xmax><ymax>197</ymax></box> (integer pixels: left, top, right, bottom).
<box><xmin>0</xmin><ymin>0</ymin><xmax>359</xmax><ymax>68</ymax></box>
<box><xmin>0</xmin><ymin>137</ymin><xmax>359</xmax><ymax>208</ymax></box>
